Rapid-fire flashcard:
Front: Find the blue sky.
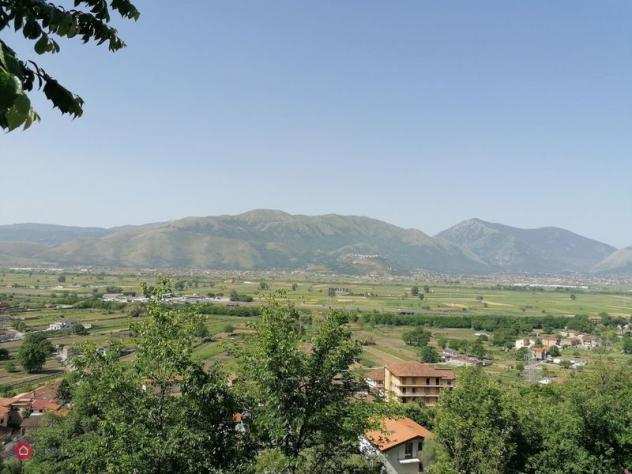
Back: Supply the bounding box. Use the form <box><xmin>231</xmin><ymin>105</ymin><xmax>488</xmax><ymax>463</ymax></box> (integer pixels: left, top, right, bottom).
<box><xmin>1</xmin><ymin>1</ymin><xmax>631</xmax><ymax>247</ymax></box>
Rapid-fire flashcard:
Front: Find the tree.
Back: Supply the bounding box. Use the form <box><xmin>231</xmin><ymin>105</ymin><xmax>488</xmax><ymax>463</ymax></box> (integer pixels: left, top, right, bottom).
<box><xmin>71</xmin><ymin>321</ymin><xmax>88</xmax><ymax>335</ymax></box>
<box><xmin>548</xmin><ymin>345</ymin><xmax>560</xmax><ymax>357</ymax></box>
<box><xmin>291</xmin><ymin>283</ymin><xmax>298</xmax><ymax>291</ymax></box>
<box><xmin>411</xmin><ymin>285</ymin><xmax>419</xmax><ymax>296</ymax></box>
<box><xmin>259</xmin><ymin>280</ymin><xmax>269</xmax><ymax>291</ymax></box>
<box><xmin>423</xmin><ymin>285</ymin><xmax>430</xmax><ymax>294</ymax></box>
<box><xmin>16</xmin><ymin>332</ymin><xmax>53</xmax><ymax>373</ymax></box>
<box><xmin>31</xmin><ymin>300</ymin><xmax>246</xmax><ymax>473</ymax></box>
<box><xmin>622</xmin><ymin>335</ymin><xmax>632</xmax><ymax>354</ymax></box>
<box><xmin>0</xmin><ymin>0</ymin><xmax>140</xmax><ymax>131</ymax></box>
<box><xmin>0</xmin><ymin>347</ymin><xmax>8</xmax><ymax>359</ymax></box>
<box><xmin>238</xmin><ymin>302</ymin><xmax>384</xmax><ymax>472</ymax></box>
<box><xmin>419</xmin><ymin>345</ymin><xmax>440</xmax><ymax>363</ymax></box>
<box><xmin>516</xmin><ymin>347</ymin><xmax>529</xmax><ymax>361</ymax></box>
<box><xmin>518</xmin><ymin>361</ymin><xmax>632</xmax><ymax>473</ymax></box>
<box><xmin>431</xmin><ymin>367</ymin><xmax>521</xmax><ymax>473</ymax></box>
<box><xmin>57</xmin><ymin>274</ymin><xmax>66</xmax><ymax>283</ymax></box>
<box><xmin>469</xmin><ymin>339</ymin><xmax>486</xmax><ymax>358</ymax></box>
<box><xmin>402</xmin><ymin>327</ymin><xmax>431</xmax><ymax>347</ymax></box>
<box><xmin>570</xmin><ymin>294</ymin><xmax>576</xmax><ymax>301</ymax></box>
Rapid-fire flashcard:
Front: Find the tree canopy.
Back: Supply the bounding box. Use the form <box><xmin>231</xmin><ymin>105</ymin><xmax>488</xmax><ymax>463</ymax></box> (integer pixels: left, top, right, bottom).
<box><xmin>0</xmin><ymin>0</ymin><xmax>139</xmax><ymax>131</ymax></box>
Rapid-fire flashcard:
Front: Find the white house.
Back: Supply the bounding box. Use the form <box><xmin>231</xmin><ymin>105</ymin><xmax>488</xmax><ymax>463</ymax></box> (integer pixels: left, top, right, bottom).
<box><xmin>47</xmin><ymin>320</ymin><xmax>74</xmax><ymax>332</ymax></box>
<box><xmin>361</xmin><ymin>417</ymin><xmax>432</xmax><ymax>474</ymax></box>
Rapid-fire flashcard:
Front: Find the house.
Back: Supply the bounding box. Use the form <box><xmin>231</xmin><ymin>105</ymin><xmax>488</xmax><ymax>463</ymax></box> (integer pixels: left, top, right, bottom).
<box><xmin>0</xmin><ymin>382</ymin><xmax>65</xmax><ymax>432</ymax></box>
<box><xmin>361</xmin><ymin>417</ymin><xmax>432</xmax><ymax>474</ymax></box>
<box><xmin>365</xmin><ymin>368</ymin><xmax>385</xmax><ymax>393</ymax></box>
<box><xmin>515</xmin><ymin>338</ymin><xmax>532</xmax><ymax>350</ymax></box>
<box><xmin>515</xmin><ymin>335</ymin><xmax>559</xmax><ymax>351</ymax></box>
<box><xmin>383</xmin><ymin>362</ymin><xmax>455</xmax><ymax>406</ymax></box>
<box><xmin>47</xmin><ymin>320</ymin><xmax>74</xmax><ymax>332</ymax></box>
<box><xmin>531</xmin><ymin>346</ymin><xmax>547</xmax><ymax>361</ymax></box>
<box><xmin>442</xmin><ymin>348</ymin><xmax>485</xmax><ymax>366</ymax></box>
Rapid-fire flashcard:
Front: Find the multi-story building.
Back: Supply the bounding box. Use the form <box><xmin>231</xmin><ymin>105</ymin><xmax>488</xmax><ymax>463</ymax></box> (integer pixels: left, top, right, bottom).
<box><xmin>383</xmin><ymin>362</ymin><xmax>455</xmax><ymax>405</ymax></box>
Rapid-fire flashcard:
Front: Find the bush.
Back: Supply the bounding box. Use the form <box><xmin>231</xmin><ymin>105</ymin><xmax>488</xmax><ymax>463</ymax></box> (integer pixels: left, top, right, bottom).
<box><xmin>223</xmin><ymin>324</ymin><xmax>235</xmax><ymax>335</ymax></box>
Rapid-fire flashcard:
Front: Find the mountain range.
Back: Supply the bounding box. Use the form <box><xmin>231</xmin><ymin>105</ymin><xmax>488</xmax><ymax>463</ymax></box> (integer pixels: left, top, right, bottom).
<box><xmin>0</xmin><ymin>210</ymin><xmax>627</xmax><ymax>275</ymax></box>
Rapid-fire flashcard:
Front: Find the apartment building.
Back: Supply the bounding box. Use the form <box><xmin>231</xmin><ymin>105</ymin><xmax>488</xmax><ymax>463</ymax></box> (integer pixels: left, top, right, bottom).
<box><xmin>383</xmin><ymin>362</ymin><xmax>455</xmax><ymax>405</ymax></box>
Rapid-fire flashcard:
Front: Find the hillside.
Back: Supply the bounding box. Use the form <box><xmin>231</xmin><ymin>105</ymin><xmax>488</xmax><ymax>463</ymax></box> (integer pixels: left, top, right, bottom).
<box><xmin>593</xmin><ymin>247</ymin><xmax>632</xmax><ymax>275</ymax></box>
<box><xmin>0</xmin><ymin>211</ymin><xmax>487</xmax><ymax>274</ymax></box>
<box><xmin>0</xmin><ymin>212</ymin><xmax>621</xmax><ymax>275</ymax></box>
<box><xmin>436</xmin><ymin>218</ymin><xmax>616</xmax><ymax>274</ymax></box>
<box><xmin>0</xmin><ymin>223</ymin><xmax>109</xmax><ymax>246</ymax></box>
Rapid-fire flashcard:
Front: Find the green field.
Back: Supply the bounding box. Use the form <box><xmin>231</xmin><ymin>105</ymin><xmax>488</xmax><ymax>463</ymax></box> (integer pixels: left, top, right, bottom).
<box><xmin>1</xmin><ymin>268</ymin><xmax>631</xmax><ymax>391</ymax></box>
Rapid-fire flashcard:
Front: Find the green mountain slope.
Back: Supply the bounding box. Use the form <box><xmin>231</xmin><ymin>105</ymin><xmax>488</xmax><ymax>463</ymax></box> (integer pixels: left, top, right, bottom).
<box><xmin>436</xmin><ymin>218</ymin><xmax>616</xmax><ymax>274</ymax></box>
<box><xmin>25</xmin><ymin>210</ymin><xmax>487</xmax><ymax>273</ymax></box>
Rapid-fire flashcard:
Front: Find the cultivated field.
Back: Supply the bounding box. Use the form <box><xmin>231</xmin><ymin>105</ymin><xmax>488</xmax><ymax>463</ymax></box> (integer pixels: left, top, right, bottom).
<box><xmin>1</xmin><ymin>269</ymin><xmax>631</xmax><ymax>391</ymax></box>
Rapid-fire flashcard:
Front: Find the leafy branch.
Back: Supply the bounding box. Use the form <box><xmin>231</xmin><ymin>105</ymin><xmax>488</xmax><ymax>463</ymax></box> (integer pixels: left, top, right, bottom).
<box><xmin>0</xmin><ymin>0</ymin><xmax>139</xmax><ymax>131</ymax></box>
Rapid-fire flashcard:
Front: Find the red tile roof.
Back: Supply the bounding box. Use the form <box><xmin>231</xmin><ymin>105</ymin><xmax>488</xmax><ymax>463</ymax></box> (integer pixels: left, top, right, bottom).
<box><xmin>365</xmin><ymin>417</ymin><xmax>432</xmax><ymax>452</ymax></box>
<box><xmin>386</xmin><ymin>362</ymin><xmax>455</xmax><ymax>380</ymax></box>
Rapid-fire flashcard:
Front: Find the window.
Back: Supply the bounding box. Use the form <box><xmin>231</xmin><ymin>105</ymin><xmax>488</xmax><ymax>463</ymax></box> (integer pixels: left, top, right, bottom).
<box><xmin>404</xmin><ymin>442</ymin><xmax>413</xmax><ymax>459</ymax></box>
<box><xmin>426</xmin><ymin>377</ymin><xmax>430</xmax><ymax>385</ymax></box>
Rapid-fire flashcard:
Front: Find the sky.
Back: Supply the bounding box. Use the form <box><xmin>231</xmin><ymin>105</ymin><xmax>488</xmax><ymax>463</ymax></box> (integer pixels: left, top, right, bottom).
<box><xmin>1</xmin><ymin>1</ymin><xmax>631</xmax><ymax>247</ymax></box>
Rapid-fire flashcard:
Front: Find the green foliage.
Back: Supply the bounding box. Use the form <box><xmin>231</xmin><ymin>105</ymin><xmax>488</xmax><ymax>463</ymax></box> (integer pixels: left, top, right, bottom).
<box><xmin>229</xmin><ymin>289</ymin><xmax>254</xmax><ymax>302</ymax></box>
<box><xmin>430</xmin><ymin>362</ymin><xmax>632</xmax><ymax>474</ymax></box>
<box><xmin>411</xmin><ymin>285</ymin><xmax>419</xmax><ymax>296</ymax></box>
<box><xmin>0</xmin><ymin>0</ymin><xmax>139</xmax><ymax>131</ymax></box>
<box><xmin>71</xmin><ymin>321</ymin><xmax>88</xmax><ymax>335</ymax></box>
<box><xmin>622</xmin><ymin>335</ymin><xmax>632</xmax><ymax>354</ymax></box>
<box><xmin>16</xmin><ymin>332</ymin><xmax>52</xmax><ymax>373</ymax></box>
<box><xmin>402</xmin><ymin>326</ymin><xmax>431</xmax><ymax>347</ymax></box>
<box><xmin>431</xmin><ymin>367</ymin><xmax>522</xmax><ymax>473</ymax></box>
<box><xmin>31</xmin><ymin>301</ymin><xmax>246</xmax><ymax>473</ymax></box>
<box><xmin>238</xmin><ymin>302</ymin><xmax>386</xmax><ymax>471</ymax></box>
<box><xmin>11</xmin><ymin>319</ymin><xmax>27</xmax><ymax>332</ymax></box>
<box><xmin>559</xmin><ymin>359</ymin><xmax>572</xmax><ymax>369</ymax></box>
<box><xmin>419</xmin><ymin>345</ymin><xmax>440</xmax><ymax>363</ymax></box>
<box><xmin>516</xmin><ymin>347</ymin><xmax>529</xmax><ymax>361</ymax></box>
<box><xmin>548</xmin><ymin>345</ymin><xmax>561</xmax><ymax>357</ymax></box>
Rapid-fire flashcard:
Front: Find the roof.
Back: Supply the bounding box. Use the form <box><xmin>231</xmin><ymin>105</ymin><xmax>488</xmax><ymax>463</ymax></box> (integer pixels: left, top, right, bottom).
<box><xmin>31</xmin><ymin>399</ymin><xmax>62</xmax><ymax>413</ymax></box>
<box><xmin>365</xmin><ymin>417</ymin><xmax>432</xmax><ymax>452</ymax></box>
<box><xmin>366</xmin><ymin>368</ymin><xmax>385</xmax><ymax>382</ymax></box>
<box><xmin>386</xmin><ymin>362</ymin><xmax>455</xmax><ymax>380</ymax></box>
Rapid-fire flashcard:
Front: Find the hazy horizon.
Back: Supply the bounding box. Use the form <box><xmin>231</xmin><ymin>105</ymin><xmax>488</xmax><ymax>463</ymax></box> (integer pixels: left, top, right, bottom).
<box><xmin>2</xmin><ymin>1</ymin><xmax>631</xmax><ymax>248</ymax></box>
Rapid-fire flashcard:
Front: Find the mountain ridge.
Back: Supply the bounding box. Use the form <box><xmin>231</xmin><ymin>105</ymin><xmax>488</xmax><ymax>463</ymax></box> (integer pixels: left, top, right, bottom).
<box><xmin>0</xmin><ymin>211</ymin><xmax>625</xmax><ymax>275</ymax></box>
<box><xmin>437</xmin><ymin>218</ymin><xmax>617</xmax><ymax>274</ymax></box>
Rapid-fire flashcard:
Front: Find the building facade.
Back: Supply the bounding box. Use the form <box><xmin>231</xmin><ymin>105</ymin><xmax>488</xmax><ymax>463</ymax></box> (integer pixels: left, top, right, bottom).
<box><xmin>383</xmin><ymin>362</ymin><xmax>455</xmax><ymax>405</ymax></box>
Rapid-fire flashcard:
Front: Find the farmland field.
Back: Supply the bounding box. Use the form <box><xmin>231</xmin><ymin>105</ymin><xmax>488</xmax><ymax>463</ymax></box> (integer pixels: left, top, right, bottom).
<box><xmin>1</xmin><ymin>268</ymin><xmax>631</xmax><ymax>391</ymax></box>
